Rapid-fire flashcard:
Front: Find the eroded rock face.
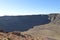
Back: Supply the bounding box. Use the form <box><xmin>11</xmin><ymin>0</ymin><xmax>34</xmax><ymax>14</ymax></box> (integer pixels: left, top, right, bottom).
<box><xmin>48</xmin><ymin>14</ymin><xmax>60</xmax><ymax>24</ymax></box>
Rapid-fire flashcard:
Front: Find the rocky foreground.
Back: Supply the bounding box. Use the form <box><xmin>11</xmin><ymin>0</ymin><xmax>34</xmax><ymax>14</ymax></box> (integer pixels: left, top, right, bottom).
<box><xmin>0</xmin><ymin>30</ymin><xmax>57</xmax><ymax>40</ymax></box>
<box><xmin>0</xmin><ymin>31</ymin><xmax>34</xmax><ymax>40</ymax></box>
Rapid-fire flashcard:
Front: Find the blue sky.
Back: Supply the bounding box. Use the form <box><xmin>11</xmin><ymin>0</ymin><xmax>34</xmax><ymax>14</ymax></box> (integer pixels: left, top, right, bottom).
<box><xmin>0</xmin><ymin>0</ymin><xmax>60</xmax><ymax>16</ymax></box>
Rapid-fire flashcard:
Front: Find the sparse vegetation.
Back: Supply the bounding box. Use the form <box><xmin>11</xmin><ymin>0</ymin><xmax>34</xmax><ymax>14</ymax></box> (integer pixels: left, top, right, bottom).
<box><xmin>7</xmin><ymin>38</ymin><xmax>11</xmax><ymax>40</ymax></box>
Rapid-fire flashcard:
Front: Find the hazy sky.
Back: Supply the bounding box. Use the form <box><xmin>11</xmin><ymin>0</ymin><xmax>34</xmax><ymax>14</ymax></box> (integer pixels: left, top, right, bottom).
<box><xmin>0</xmin><ymin>0</ymin><xmax>60</xmax><ymax>16</ymax></box>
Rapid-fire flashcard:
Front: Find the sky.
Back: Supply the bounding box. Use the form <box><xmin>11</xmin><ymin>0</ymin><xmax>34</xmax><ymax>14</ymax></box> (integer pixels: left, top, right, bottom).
<box><xmin>0</xmin><ymin>0</ymin><xmax>60</xmax><ymax>16</ymax></box>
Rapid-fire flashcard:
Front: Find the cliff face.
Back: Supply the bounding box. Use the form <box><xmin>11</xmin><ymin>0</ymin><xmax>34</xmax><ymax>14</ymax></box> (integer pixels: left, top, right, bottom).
<box><xmin>48</xmin><ymin>14</ymin><xmax>60</xmax><ymax>24</ymax></box>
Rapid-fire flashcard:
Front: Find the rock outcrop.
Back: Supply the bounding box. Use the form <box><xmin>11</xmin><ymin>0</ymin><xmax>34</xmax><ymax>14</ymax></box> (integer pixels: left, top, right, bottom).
<box><xmin>48</xmin><ymin>13</ymin><xmax>60</xmax><ymax>24</ymax></box>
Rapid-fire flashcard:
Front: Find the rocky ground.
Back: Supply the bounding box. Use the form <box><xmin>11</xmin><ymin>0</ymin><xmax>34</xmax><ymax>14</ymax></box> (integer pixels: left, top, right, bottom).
<box><xmin>0</xmin><ymin>30</ymin><xmax>57</xmax><ymax>40</ymax></box>
<box><xmin>0</xmin><ymin>31</ymin><xmax>35</xmax><ymax>40</ymax></box>
<box><xmin>23</xmin><ymin>23</ymin><xmax>59</xmax><ymax>40</ymax></box>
